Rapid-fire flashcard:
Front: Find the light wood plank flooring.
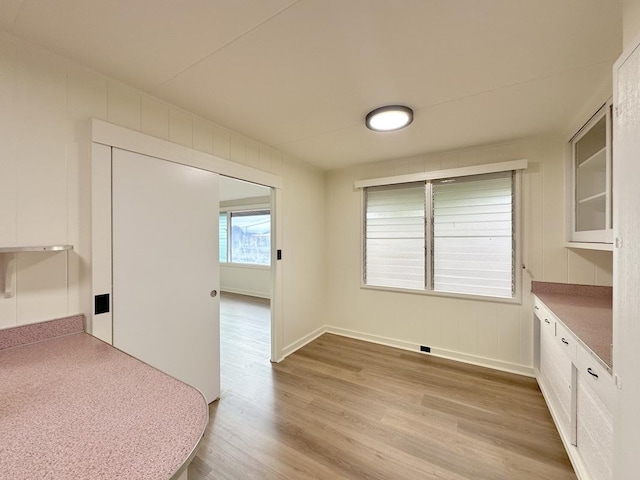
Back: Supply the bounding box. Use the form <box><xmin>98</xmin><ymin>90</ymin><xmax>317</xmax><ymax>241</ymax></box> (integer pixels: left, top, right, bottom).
<box><xmin>189</xmin><ymin>293</ymin><xmax>576</xmax><ymax>480</ymax></box>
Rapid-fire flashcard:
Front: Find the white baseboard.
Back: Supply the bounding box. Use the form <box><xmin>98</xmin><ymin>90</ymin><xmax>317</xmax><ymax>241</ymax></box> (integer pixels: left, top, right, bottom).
<box><xmin>324</xmin><ymin>326</ymin><xmax>535</xmax><ymax>377</ymax></box>
<box><xmin>280</xmin><ymin>325</ymin><xmax>326</xmax><ymax>361</ymax></box>
<box><xmin>276</xmin><ymin>324</ymin><xmax>534</xmax><ymax>378</ymax></box>
<box><xmin>324</xmin><ymin>326</ymin><xmax>417</xmax><ymax>352</ymax></box>
<box><xmin>220</xmin><ymin>287</ymin><xmax>270</xmax><ymax>299</ymax></box>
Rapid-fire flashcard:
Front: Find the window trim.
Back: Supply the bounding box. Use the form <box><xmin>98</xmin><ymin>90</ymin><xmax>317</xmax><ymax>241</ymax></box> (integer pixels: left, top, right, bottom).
<box><xmin>355</xmin><ymin>159</ymin><xmax>527</xmax><ymax>189</ymax></box>
<box><xmin>358</xmin><ymin>161</ymin><xmax>525</xmax><ymax>305</ymax></box>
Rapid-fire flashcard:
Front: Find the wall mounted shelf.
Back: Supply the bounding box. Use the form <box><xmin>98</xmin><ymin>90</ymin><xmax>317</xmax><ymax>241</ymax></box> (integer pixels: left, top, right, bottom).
<box><xmin>0</xmin><ymin>245</ymin><xmax>73</xmax><ymax>298</ymax></box>
<box><xmin>565</xmin><ymin>242</ymin><xmax>613</xmax><ymax>252</ymax></box>
<box><xmin>0</xmin><ymin>245</ymin><xmax>73</xmax><ymax>253</ymax></box>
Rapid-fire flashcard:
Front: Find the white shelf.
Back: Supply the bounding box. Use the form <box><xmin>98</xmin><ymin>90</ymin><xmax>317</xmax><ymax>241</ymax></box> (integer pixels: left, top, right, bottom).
<box><xmin>577</xmin><ymin>191</ymin><xmax>606</xmax><ymax>205</ymax></box>
<box><xmin>577</xmin><ymin>146</ymin><xmax>606</xmax><ymax>170</ymax></box>
<box><xmin>565</xmin><ymin>242</ymin><xmax>613</xmax><ymax>252</ymax></box>
<box><xmin>0</xmin><ymin>245</ymin><xmax>73</xmax><ymax>253</ymax></box>
<box><xmin>0</xmin><ymin>245</ymin><xmax>73</xmax><ymax>298</ymax></box>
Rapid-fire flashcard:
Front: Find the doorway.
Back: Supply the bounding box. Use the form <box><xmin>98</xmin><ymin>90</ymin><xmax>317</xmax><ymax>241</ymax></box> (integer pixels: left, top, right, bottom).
<box><xmin>90</xmin><ymin>119</ymin><xmax>284</xmax><ymax>402</ymax></box>
<box><xmin>218</xmin><ymin>176</ymin><xmax>273</xmax><ymax>391</ymax></box>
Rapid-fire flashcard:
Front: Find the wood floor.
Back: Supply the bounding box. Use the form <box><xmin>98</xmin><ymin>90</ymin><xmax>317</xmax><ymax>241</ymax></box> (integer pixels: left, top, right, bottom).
<box><xmin>188</xmin><ymin>293</ymin><xmax>576</xmax><ymax>480</ymax></box>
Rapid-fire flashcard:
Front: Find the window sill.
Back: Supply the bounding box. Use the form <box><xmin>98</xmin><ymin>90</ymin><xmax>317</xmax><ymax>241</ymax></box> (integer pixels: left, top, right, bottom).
<box><xmin>220</xmin><ymin>262</ymin><xmax>270</xmax><ymax>270</ymax></box>
<box><xmin>360</xmin><ymin>284</ymin><xmax>522</xmax><ymax>305</ymax></box>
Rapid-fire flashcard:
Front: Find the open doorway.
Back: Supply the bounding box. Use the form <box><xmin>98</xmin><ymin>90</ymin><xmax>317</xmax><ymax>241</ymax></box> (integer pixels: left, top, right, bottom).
<box><xmin>218</xmin><ymin>176</ymin><xmax>273</xmax><ymax>393</ymax></box>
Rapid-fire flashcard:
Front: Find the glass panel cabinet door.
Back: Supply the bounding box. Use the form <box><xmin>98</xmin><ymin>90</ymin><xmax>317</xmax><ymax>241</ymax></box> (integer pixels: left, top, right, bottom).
<box><xmin>570</xmin><ymin>102</ymin><xmax>613</xmax><ymax>244</ymax></box>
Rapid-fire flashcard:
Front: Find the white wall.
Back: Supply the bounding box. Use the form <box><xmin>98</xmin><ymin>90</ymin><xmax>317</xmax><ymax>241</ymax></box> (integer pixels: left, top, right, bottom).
<box><xmin>325</xmin><ymin>136</ymin><xmax>613</xmax><ymax>374</ymax></box>
<box><xmin>623</xmin><ymin>0</ymin><xmax>640</xmax><ymax>50</ymax></box>
<box><xmin>0</xmin><ymin>32</ymin><xmax>325</xmax><ymax>353</ymax></box>
<box><xmin>220</xmin><ymin>264</ymin><xmax>270</xmax><ymax>299</ymax></box>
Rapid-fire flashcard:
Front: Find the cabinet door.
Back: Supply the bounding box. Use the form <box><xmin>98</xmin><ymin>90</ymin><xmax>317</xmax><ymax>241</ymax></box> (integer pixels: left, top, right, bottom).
<box><xmin>576</xmin><ymin>376</ymin><xmax>613</xmax><ymax>480</ymax></box>
<box><xmin>539</xmin><ymin>319</ymin><xmax>572</xmax><ymax>436</ymax></box>
<box><xmin>571</xmin><ymin>102</ymin><xmax>613</xmax><ymax>243</ymax></box>
<box><xmin>613</xmin><ymin>35</ymin><xmax>640</xmax><ymax>480</ymax></box>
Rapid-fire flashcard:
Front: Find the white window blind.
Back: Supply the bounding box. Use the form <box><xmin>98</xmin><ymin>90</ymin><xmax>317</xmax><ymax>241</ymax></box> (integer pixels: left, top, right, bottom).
<box><xmin>219</xmin><ymin>212</ymin><xmax>228</xmax><ymax>262</ymax></box>
<box><xmin>432</xmin><ymin>172</ymin><xmax>514</xmax><ymax>298</ymax></box>
<box><xmin>365</xmin><ymin>183</ymin><xmax>425</xmax><ymax>289</ymax></box>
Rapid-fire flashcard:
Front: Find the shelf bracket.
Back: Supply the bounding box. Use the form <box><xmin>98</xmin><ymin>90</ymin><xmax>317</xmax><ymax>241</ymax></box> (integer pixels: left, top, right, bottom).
<box><xmin>0</xmin><ymin>253</ymin><xmax>16</xmax><ymax>299</ymax></box>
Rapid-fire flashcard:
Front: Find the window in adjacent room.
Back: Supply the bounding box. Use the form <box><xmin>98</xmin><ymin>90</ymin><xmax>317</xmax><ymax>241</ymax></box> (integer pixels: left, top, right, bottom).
<box><xmin>219</xmin><ymin>209</ymin><xmax>271</xmax><ymax>266</ymax></box>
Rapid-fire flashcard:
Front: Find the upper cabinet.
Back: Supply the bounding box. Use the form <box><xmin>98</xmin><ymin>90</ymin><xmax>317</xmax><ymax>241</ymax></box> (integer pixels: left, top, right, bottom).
<box><xmin>568</xmin><ymin>100</ymin><xmax>613</xmax><ymax>248</ymax></box>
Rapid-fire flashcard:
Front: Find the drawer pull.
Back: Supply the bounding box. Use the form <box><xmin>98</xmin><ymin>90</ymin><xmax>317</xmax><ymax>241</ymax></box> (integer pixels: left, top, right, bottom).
<box><xmin>535</xmin><ymin>306</ymin><xmax>539</xmax><ymax>310</ymax></box>
<box><xmin>544</xmin><ymin>319</ymin><xmax>550</xmax><ymax>324</ymax></box>
<box><xmin>561</xmin><ymin>338</ymin><xmax>569</xmax><ymax>345</ymax></box>
<box><xmin>587</xmin><ymin>367</ymin><xmax>599</xmax><ymax>379</ymax></box>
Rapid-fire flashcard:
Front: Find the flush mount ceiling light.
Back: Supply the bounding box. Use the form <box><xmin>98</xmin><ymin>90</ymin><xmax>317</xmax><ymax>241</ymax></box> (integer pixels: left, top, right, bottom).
<box><xmin>365</xmin><ymin>105</ymin><xmax>414</xmax><ymax>132</ymax></box>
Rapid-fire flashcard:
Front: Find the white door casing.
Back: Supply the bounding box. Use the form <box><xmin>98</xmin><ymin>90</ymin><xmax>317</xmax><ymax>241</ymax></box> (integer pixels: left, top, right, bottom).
<box><xmin>112</xmin><ymin>148</ymin><xmax>220</xmax><ymax>403</ymax></box>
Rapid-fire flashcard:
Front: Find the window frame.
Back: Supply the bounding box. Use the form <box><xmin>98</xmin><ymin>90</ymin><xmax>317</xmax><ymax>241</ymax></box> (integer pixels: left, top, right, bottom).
<box><xmin>359</xmin><ymin>162</ymin><xmax>523</xmax><ymax>304</ymax></box>
<box><xmin>219</xmin><ymin>205</ymin><xmax>272</xmax><ymax>269</ymax></box>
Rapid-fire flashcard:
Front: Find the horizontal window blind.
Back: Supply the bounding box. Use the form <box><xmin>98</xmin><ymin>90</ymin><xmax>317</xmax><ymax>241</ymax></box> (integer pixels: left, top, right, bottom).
<box><xmin>432</xmin><ymin>172</ymin><xmax>514</xmax><ymax>298</ymax></box>
<box><xmin>219</xmin><ymin>212</ymin><xmax>228</xmax><ymax>262</ymax></box>
<box><xmin>365</xmin><ymin>183</ymin><xmax>425</xmax><ymax>289</ymax></box>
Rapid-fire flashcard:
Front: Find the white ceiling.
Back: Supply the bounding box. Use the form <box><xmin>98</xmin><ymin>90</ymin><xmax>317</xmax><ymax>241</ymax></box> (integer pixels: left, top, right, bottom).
<box><xmin>219</xmin><ymin>176</ymin><xmax>270</xmax><ymax>202</ymax></box>
<box><xmin>0</xmin><ymin>0</ymin><xmax>622</xmax><ymax>170</ymax></box>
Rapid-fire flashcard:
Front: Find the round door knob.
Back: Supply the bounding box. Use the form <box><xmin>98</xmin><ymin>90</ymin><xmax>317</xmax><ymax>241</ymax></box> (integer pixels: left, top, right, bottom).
<box><xmin>210</xmin><ymin>290</ymin><xmax>218</xmax><ymax>298</ymax></box>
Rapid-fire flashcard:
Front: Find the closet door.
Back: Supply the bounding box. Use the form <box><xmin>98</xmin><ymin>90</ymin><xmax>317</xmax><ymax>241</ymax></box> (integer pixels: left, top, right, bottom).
<box><xmin>112</xmin><ymin>148</ymin><xmax>220</xmax><ymax>403</ymax></box>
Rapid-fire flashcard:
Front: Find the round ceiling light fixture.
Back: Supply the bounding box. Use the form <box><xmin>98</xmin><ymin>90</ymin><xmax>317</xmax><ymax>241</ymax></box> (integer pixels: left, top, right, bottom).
<box><xmin>365</xmin><ymin>105</ymin><xmax>414</xmax><ymax>132</ymax></box>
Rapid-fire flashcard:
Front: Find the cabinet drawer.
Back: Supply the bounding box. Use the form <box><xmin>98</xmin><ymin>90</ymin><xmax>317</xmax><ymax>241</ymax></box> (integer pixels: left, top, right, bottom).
<box><xmin>555</xmin><ymin>321</ymin><xmax>577</xmax><ymax>363</ymax></box>
<box><xmin>533</xmin><ymin>298</ymin><xmax>554</xmax><ymax>327</ymax></box>
<box><xmin>576</xmin><ymin>345</ymin><xmax>615</xmax><ymax>412</ymax></box>
<box><xmin>534</xmin><ymin>300</ymin><xmax>555</xmax><ymax>340</ymax></box>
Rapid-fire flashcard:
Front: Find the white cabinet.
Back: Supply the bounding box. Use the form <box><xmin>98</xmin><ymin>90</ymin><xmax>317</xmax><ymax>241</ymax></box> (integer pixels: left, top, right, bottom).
<box><xmin>538</xmin><ymin>307</ymin><xmax>572</xmax><ymax>437</ymax></box>
<box><xmin>575</xmin><ymin>349</ymin><xmax>614</xmax><ymax>480</ymax></box>
<box><xmin>534</xmin><ymin>296</ymin><xmax>615</xmax><ymax>480</ymax></box>
<box><xmin>568</xmin><ymin>101</ymin><xmax>613</xmax><ymax>246</ymax></box>
<box><xmin>612</xmin><ymin>35</ymin><xmax>640</xmax><ymax>480</ymax></box>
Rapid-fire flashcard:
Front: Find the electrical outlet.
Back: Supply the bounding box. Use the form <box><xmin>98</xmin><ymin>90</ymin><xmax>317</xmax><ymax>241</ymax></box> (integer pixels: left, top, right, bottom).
<box><xmin>94</xmin><ymin>294</ymin><xmax>110</xmax><ymax>315</ymax></box>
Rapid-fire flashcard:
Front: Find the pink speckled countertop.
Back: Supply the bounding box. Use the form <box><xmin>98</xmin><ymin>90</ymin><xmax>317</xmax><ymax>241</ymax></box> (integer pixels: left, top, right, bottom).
<box><xmin>532</xmin><ymin>281</ymin><xmax>612</xmax><ymax>369</ymax></box>
<box><xmin>0</xmin><ymin>317</ymin><xmax>208</xmax><ymax>480</ymax></box>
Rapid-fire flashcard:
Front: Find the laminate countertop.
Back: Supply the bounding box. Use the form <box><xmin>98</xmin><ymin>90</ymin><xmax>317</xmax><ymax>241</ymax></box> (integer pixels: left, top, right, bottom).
<box><xmin>0</xmin><ymin>315</ymin><xmax>208</xmax><ymax>480</ymax></box>
<box><xmin>532</xmin><ymin>281</ymin><xmax>613</xmax><ymax>369</ymax></box>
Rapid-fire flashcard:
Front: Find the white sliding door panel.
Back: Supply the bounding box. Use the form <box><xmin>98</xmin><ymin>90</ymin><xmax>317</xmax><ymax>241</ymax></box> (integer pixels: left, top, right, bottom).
<box><xmin>112</xmin><ymin>148</ymin><xmax>220</xmax><ymax>403</ymax></box>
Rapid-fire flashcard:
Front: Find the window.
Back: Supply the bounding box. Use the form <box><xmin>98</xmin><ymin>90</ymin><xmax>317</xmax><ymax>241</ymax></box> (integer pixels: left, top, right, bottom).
<box><xmin>365</xmin><ymin>183</ymin><xmax>425</xmax><ymax>289</ymax></box>
<box><xmin>432</xmin><ymin>172</ymin><xmax>514</xmax><ymax>298</ymax></box>
<box><xmin>363</xmin><ymin>169</ymin><xmax>518</xmax><ymax>300</ymax></box>
<box><xmin>219</xmin><ymin>212</ymin><xmax>228</xmax><ymax>262</ymax></box>
<box><xmin>219</xmin><ymin>209</ymin><xmax>271</xmax><ymax>266</ymax></box>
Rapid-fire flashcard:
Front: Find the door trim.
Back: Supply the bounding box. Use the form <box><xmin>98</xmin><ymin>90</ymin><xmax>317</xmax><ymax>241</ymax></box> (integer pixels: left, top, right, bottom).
<box><xmin>90</xmin><ymin>119</ymin><xmax>284</xmax><ymax>362</ymax></box>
